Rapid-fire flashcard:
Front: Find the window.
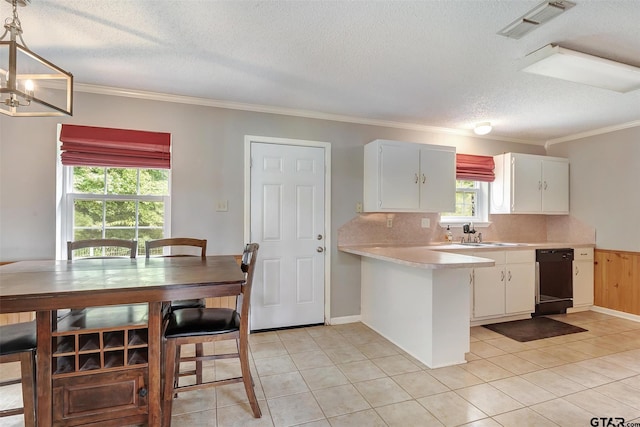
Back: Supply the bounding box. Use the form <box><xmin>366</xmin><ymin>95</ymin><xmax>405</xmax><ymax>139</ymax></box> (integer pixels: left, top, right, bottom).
<box><xmin>440</xmin><ymin>180</ymin><xmax>488</xmax><ymax>224</ymax></box>
<box><xmin>58</xmin><ymin>166</ymin><xmax>170</xmax><ymax>258</ymax></box>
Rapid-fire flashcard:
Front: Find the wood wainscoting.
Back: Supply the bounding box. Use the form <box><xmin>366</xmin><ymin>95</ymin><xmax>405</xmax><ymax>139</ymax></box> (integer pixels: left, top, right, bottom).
<box><xmin>594</xmin><ymin>249</ymin><xmax>640</xmax><ymax>316</ymax></box>
<box><xmin>204</xmin><ymin>254</ymin><xmax>242</xmax><ymax>309</ymax></box>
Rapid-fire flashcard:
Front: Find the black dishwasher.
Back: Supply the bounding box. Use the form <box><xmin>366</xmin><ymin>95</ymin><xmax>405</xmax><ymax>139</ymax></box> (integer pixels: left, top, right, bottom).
<box><xmin>534</xmin><ymin>248</ymin><xmax>574</xmax><ymax>316</ymax></box>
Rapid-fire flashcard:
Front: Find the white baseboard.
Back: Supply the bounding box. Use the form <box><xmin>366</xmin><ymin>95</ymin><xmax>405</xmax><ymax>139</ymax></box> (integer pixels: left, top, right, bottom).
<box><xmin>329</xmin><ymin>315</ymin><xmax>361</xmax><ymax>325</ymax></box>
<box><xmin>591</xmin><ymin>306</ymin><xmax>640</xmax><ymax>323</ymax></box>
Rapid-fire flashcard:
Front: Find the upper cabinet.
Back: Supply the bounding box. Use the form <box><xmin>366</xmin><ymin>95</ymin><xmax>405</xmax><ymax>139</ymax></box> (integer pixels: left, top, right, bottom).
<box><xmin>363</xmin><ymin>139</ymin><xmax>455</xmax><ymax>212</ymax></box>
<box><xmin>491</xmin><ymin>153</ymin><xmax>569</xmax><ymax>215</ymax></box>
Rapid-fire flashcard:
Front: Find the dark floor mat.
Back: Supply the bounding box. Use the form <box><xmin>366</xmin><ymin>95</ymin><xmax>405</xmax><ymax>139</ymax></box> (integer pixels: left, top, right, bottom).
<box><xmin>482</xmin><ymin>317</ymin><xmax>587</xmax><ymax>342</ymax></box>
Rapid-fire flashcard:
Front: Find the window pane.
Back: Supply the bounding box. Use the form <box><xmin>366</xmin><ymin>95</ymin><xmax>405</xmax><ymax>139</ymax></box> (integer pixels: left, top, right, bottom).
<box><xmin>457</xmin><ymin>180</ymin><xmax>476</xmax><ymax>189</ymax></box>
<box><xmin>139</xmin><ymin>169</ymin><xmax>169</xmax><ymax>196</ymax></box>
<box><xmin>73</xmin><ymin>167</ymin><xmax>105</xmax><ymax>194</ymax></box>
<box><xmin>455</xmin><ymin>192</ymin><xmax>475</xmax><ymax>217</ymax></box>
<box><xmin>105</xmin><ymin>201</ymin><xmax>136</xmax><ymax>227</ymax></box>
<box><xmin>73</xmin><ymin>229</ymin><xmax>102</xmax><ymax>241</ymax></box>
<box><xmin>138</xmin><ymin>201</ymin><xmax>164</xmax><ymax>227</ymax></box>
<box><xmin>74</xmin><ymin>200</ymin><xmax>103</xmax><ymax>228</ymax></box>
<box><xmin>137</xmin><ymin>228</ymin><xmax>164</xmax><ymax>256</ymax></box>
<box><xmin>104</xmin><ymin>229</ymin><xmax>135</xmax><ymax>241</ymax></box>
<box><xmin>106</xmin><ymin>168</ymin><xmax>138</xmax><ymax>195</ymax></box>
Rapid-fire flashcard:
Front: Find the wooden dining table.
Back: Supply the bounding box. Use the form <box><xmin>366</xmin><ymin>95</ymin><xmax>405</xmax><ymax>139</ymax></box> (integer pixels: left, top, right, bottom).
<box><xmin>0</xmin><ymin>255</ymin><xmax>246</xmax><ymax>427</ymax></box>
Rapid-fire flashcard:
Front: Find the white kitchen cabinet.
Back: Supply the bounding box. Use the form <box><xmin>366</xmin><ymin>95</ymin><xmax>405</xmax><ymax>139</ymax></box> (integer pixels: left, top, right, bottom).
<box><xmin>472</xmin><ymin>252</ymin><xmax>506</xmax><ymax>318</ymax></box>
<box><xmin>504</xmin><ymin>250</ymin><xmax>536</xmax><ymax>314</ymax></box>
<box><xmin>491</xmin><ymin>153</ymin><xmax>569</xmax><ymax>214</ymax></box>
<box><xmin>472</xmin><ymin>250</ymin><xmax>535</xmax><ymax>320</ymax></box>
<box><xmin>572</xmin><ymin>247</ymin><xmax>594</xmax><ymax>308</ymax></box>
<box><xmin>363</xmin><ymin>139</ymin><xmax>455</xmax><ymax>212</ymax></box>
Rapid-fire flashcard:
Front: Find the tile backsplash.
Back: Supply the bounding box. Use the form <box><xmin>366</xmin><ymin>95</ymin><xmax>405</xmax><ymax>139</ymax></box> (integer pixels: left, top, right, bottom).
<box><xmin>338</xmin><ymin>213</ymin><xmax>595</xmax><ymax>246</ymax></box>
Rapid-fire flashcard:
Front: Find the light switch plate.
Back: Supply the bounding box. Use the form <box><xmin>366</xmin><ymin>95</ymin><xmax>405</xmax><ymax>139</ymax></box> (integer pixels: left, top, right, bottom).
<box><xmin>421</xmin><ymin>218</ymin><xmax>430</xmax><ymax>228</ymax></box>
<box><xmin>216</xmin><ymin>200</ymin><xmax>228</xmax><ymax>212</ymax></box>
<box><xmin>356</xmin><ymin>202</ymin><xmax>363</xmax><ymax>213</ymax></box>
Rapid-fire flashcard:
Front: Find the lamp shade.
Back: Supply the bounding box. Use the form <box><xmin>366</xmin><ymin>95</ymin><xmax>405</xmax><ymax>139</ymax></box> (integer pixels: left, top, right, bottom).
<box><xmin>474</xmin><ymin>122</ymin><xmax>492</xmax><ymax>135</ymax></box>
<box><xmin>0</xmin><ymin>40</ymin><xmax>73</xmax><ymax>116</ymax></box>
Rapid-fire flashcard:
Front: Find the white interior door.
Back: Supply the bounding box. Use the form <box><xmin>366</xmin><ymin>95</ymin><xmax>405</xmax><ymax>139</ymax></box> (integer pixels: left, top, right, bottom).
<box><xmin>249</xmin><ymin>141</ymin><xmax>326</xmax><ymax>330</ymax></box>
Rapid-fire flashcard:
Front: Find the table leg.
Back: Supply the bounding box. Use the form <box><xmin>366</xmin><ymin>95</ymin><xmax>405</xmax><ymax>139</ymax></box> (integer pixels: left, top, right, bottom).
<box><xmin>148</xmin><ymin>302</ymin><xmax>162</xmax><ymax>426</ymax></box>
<box><xmin>35</xmin><ymin>311</ymin><xmax>52</xmax><ymax>427</ymax></box>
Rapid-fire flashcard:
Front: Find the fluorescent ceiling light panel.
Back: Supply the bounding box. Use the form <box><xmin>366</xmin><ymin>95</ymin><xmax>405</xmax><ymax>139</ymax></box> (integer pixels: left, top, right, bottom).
<box><xmin>498</xmin><ymin>1</ymin><xmax>575</xmax><ymax>39</ymax></box>
<box><xmin>522</xmin><ymin>45</ymin><xmax>640</xmax><ymax>93</ymax></box>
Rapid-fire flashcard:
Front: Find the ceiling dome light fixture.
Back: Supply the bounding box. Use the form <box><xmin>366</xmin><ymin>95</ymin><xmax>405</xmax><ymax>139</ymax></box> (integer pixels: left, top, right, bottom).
<box><xmin>0</xmin><ymin>0</ymin><xmax>73</xmax><ymax>116</ymax></box>
<box><xmin>474</xmin><ymin>122</ymin><xmax>492</xmax><ymax>135</ymax></box>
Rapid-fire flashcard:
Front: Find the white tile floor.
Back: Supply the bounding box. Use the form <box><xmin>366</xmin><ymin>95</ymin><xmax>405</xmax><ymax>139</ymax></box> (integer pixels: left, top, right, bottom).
<box><xmin>1</xmin><ymin>311</ymin><xmax>640</xmax><ymax>426</ymax></box>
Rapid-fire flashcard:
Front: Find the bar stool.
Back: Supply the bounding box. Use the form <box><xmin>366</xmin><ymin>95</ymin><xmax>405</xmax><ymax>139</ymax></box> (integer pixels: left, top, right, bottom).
<box><xmin>161</xmin><ymin>244</ymin><xmax>261</xmax><ymax>425</ymax></box>
<box><xmin>0</xmin><ymin>321</ymin><xmax>37</xmax><ymax>427</ymax></box>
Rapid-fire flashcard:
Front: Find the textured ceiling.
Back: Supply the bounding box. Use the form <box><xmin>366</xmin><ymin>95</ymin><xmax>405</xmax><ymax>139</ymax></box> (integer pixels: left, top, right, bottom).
<box><xmin>9</xmin><ymin>0</ymin><xmax>640</xmax><ymax>143</ymax></box>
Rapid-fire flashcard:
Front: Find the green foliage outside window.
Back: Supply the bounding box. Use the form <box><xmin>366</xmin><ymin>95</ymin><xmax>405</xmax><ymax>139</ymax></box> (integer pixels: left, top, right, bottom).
<box><xmin>71</xmin><ymin>167</ymin><xmax>168</xmax><ymax>254</ymax></box>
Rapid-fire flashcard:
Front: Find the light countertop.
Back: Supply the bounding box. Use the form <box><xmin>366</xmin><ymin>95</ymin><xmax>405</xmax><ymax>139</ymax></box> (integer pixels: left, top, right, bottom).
<box><xmin>339</xmin><ymin>241</ymin><xmax>594</xmax><ymax>269</ymax></box>
<box><xmin>339</xmin><ymin>245</ymin><xmax>495</xmax><ymax>269</ymax></box>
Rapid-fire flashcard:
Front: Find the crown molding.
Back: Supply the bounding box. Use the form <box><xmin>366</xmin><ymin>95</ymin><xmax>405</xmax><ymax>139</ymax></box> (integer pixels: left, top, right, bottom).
<box><xmin>74</xmin><ymin>83</ymin><xmax>539</xmax><ymax>145</ymax></box>
<box><xmin>545</xmin><ymin>120</ymin><xmax>640</xmax><ymax>149</ymax></box>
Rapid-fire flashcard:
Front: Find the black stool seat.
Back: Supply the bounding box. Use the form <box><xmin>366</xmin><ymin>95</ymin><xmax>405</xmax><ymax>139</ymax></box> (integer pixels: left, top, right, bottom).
<box><xmin>165</xmin><ymin>308</ymin><xmax>240</xmax><ymax>338</ymax></box>
<box><xmin>169</xmin><ymin>298</ymin><xmax>206</xmax><ymax>311</ymax></box>
<box><xmin>0</xmin><ymin>321</ymin><xmax>36</xmax><ymax>355</ymax></box>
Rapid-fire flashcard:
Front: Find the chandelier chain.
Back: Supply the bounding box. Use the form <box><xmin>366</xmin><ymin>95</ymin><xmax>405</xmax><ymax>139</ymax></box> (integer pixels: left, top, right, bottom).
<box><xmin>2</xmin><ymin>0</ymin><xmax>28</xmax><ymax>47</ymax></box>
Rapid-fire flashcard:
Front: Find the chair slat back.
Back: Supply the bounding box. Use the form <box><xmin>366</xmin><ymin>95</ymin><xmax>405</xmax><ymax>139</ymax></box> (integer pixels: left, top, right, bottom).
<box><xmin>145</xmin><ymin>238</ymin><xmax>207</xmax><ymax>258</ymax></box>
<box><xmin>67</xmin><ymin>239</ymin><xmax>137</xmax><ymax>260</ymax></box>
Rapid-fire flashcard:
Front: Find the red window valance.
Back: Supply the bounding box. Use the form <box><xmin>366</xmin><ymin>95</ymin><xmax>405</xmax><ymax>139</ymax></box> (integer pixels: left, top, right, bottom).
<box><xmin>59</xmin><ymin>124</ymin><xmax>171</xmax><ymax>169</ymax></box>
<box><xmin>456</xmin><ymin>153</ymin><xmax>495</xmax><ymax>182</ymax></box>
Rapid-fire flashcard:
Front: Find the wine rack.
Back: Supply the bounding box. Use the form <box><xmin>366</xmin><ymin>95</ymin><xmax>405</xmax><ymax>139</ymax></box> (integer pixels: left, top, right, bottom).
<box><xmin>51</xmin><ymin>304</ymin><xmax>149</xmax><ymax>377</ymax></box>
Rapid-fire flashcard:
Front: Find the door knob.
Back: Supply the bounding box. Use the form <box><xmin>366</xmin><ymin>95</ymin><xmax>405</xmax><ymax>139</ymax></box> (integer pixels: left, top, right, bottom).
<box><xmin>317</xmin><ymin>247</ymin><xmax>324</xmax><ymax>253</ymax></box>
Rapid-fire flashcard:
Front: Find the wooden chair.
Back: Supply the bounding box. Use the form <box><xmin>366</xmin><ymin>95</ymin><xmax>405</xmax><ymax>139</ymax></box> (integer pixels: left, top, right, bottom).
<box><xmin>0</xmin><ymin>321</ymin><xmax>37</xmax><ymax>427</ymax></box>
<box><xmin>162</xmin><ymin>244</ymin><xmax>261</xmax><ymax>424</ymax></box>
<box><xmin>145</xmin><ymin>237</ymin><xmax>207</xmax><ymax>259</ymax></box>
<box><xmin>145</xmin><ymin>238</ymin><xmax>208</xmax><ymax>310</ymax></box>
<box><xmin>67</xmin><ymin>239</ymin><xmax>137</xmax><ymax>260</ymax></box>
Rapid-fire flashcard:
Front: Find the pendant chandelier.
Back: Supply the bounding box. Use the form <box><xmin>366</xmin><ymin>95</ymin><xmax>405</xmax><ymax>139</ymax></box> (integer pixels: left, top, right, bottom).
<box><xmin>0</xmin><ymin>0</ymin><xmax>73</xmax><ymax>116</ymax></box>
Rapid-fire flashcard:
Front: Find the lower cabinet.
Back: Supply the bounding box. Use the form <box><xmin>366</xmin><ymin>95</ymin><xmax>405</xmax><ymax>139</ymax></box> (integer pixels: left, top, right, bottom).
<box><xmin>52</xmin><ymin>369</ymin><xmax>148</xmax><ymax>426</ymax></box>
<box><xmin>472</xmin><ymin>250</ymin><xmax>535</xmax><ymax>320</ymax></box>
<box><xmin>573</xmin><ymin>247</ymin><xmax>594</xmax><ymax>308</ymax></box>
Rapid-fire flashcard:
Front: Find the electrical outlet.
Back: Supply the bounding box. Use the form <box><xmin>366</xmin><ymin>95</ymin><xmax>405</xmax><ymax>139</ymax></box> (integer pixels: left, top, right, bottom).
<box><xmin>356</xmin><ymin>202</ymin><xmax>363</xmax><ymax>213</ymax></box>
<box><xmin>421</xmin><ymin>218</ymin><xmax>430</xmax><ymax>228</ymax></box>
<box><xmin>386</xmin><ymin>217</ymin><xmax>393</xmax><ymax>228</ymax></box>
<box><xmin>215</xmin><ymin>200</ymin><xmax>228</xmax><ymax>212</ymax></box>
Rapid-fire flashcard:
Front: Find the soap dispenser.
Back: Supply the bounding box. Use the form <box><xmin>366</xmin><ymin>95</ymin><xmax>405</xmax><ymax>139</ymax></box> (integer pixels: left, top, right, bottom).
<box><xmin>446</xmin><ymin>225</ymin><xmax>453</xmax><ymax>243</ymax></box>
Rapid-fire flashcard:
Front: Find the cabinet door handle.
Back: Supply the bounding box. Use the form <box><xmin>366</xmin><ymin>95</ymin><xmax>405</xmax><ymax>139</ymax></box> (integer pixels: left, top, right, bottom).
<box><xmin>507</xmin><ymin>271</ymin><xmax>512</xmax><ymax>281</ymax></box>
<box><xmin>139</xmin><ymin>387</ymin><xmax>148</xmax><ymax>398</ymax></box>
<box><xmin>422</xmin><ymin>174</ymin><xmax>426</xmax><ymax>184</ymax></box>
<box><xmin>544</xmin><ymin>181</ymin><xmax>548</xmax><ymax>190</ymax></box>
<box><xmin>501</xmin><ymin>271</ymin><xmax>505</xmax><ymax>281</ymax></box>
<box><xmin>538</xmin><ymin>181</ymin><xmax>542</xmax><ymax>190</ymax></box>
<box><xmin>575</xmin><ymin>265</ymin><xmax>579</xmax><ymax>276</ymax></box>
<box><xmin>415</xmin><ymin>173</ymin><xmax>419</xmax><ymax>184</ymax></box>
<box><xmin>469</xmin><ymin>272</ymin><xmax>473</xmax><ymax>285</ymax></box>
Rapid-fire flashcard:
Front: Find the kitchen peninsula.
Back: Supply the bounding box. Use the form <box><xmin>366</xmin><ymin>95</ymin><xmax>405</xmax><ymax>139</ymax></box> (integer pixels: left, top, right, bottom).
<box><xmin>339</xmin><ymin>245</ymin><xmax>494</xmax><ymax>368</ymax></box>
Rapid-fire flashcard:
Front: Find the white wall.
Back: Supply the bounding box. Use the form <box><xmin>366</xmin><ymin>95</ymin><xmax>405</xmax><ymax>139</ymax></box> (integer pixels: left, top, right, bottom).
<box><xmin>547</xmin><ymin>126</ymin><xmax>640</xmax><ymax>253</ymax></box>
<box><xmin>0</xmin><ymin>90</ymin><xmax>547</xmax><ymax>317</ymax></box>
